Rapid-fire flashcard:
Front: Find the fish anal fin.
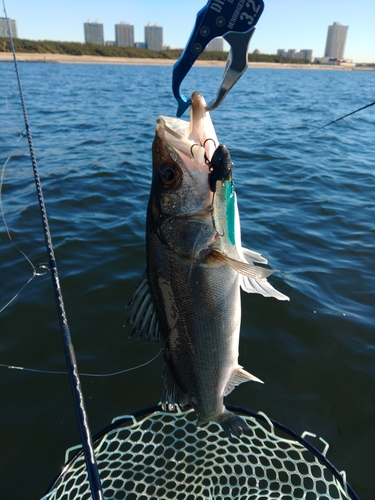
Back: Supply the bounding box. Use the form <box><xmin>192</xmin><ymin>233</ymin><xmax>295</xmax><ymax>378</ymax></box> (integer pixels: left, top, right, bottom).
<box><xmin>224</xmin><ymin>367</ymin><xmax>263</xmax><ymax>397</ymax></box>
<box><xmin>126</xmin><ymin>272</ymin><xmax>161</xmax><ymax>342</ymax></box>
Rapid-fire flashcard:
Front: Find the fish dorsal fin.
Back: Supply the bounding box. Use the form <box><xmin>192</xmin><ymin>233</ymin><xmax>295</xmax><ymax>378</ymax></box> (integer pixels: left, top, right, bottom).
<box><xmin>212</xmin><ymin>249</ymin><xmax>275</xmax><ymax>280</ymax></box>
<box><xmin>126</xmin><ymin>272</ymin><xmax>161</xmax><ymax>342</ymax></box>
<box><xmin>224</xmin><ymin>367</ymin><xmax>264</xmax><ymax>397</ymax></box>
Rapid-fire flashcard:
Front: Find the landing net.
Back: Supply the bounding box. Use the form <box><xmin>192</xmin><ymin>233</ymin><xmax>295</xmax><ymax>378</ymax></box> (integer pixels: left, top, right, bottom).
<box><xmin>42</xmin><ymin>405</ymin><xmax>359</xmax><ymax>500</ymax></box>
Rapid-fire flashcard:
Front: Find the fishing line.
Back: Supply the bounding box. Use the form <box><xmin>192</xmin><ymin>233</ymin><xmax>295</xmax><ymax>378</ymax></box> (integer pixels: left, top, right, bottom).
<box><xmin>0</xmin><ymin>275</ymin><xmax>34</xmax><ymax>314</ymax></box>
<box><xmin>0</xmin><ymin>155</ymin><xmax>50</xmax><ymax>314</ymax></box>
<box><xmin>3</xmin><ymin>3</ymin><xmax>103</xmax><ymax>498</ymax></box>
<box><xmin>0</xmin><ymin>348</ymin><xmax>162</xmax><ymax>377</ymax></box>
<box><xmin>0</xmin><ymin>155</ymin><xmax>35</xmax><ymax>269</ymax></box>
<box><xmin>0</xmin><ymin>264</ymin><xmax>49</xmax><ymax>314</ymax></box>
<box><xmin>306</xmin><ymin>100</ymin><xmax>375</xmax><ymax>137</ymax></box>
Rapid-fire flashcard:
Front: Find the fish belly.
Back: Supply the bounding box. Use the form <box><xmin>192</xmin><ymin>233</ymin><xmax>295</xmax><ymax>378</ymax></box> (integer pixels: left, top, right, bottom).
<box><xmin>147</xmin><ymin>245</ymin><xmax>241</xmax><ymax>422</ymax></box>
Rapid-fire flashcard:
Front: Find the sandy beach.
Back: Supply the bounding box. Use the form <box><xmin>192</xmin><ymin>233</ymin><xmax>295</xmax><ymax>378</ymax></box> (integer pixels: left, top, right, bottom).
<box><xmin>0</xmin><ymin>52</ymin><xmax>218</xmax><ymax>66</ymax></box>
<box><xmin>0</xmin><ymin>52</ymin><xmax>371</xmax><ymax>69</ymax></box>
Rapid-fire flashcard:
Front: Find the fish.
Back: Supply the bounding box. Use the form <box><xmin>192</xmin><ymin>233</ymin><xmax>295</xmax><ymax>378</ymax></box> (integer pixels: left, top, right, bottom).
<box><xmin>127</xmin><ymin>92</ymin><xmax>289</xmax><ymax>438</ymax></box>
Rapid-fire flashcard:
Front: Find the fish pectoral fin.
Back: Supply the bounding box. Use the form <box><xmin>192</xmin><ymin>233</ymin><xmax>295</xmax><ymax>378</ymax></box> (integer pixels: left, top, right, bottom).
<box><xmin>241</xmin><ymin>246</ymin><xmax>268</xmax><ymax>265</ymax></box>
<box><xmin>241</xmin><ymin>276</ymin><xmax>290</xmax><ymax>301</ymax></box>
<box><xmin>161</xmin><ymin>362</ymin><xmax>189</xmax><ymax>410</ymax></box>
<box><xmin>224</xmin><ymin>367</ymin><xmax>264</xmax><ymax>397</ymax></box>
<box><xmin>212</xmin><ymin>249</ymin><xmax>275</xmax><ymax>280</ymax></box>
<box><xmin>126</xmin><ymin>272</ymin><xmax>161</xmax><ymax>342</ymax></box>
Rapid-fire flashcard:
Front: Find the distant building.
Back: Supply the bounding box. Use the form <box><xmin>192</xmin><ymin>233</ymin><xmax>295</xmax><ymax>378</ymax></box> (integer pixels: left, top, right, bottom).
<box><xmin>84</xmin><ymin>20</ymin><xmax>104</xmax><ymax>45</ymax></box>
<box><xmin>324</xmin><ymin>22</ymin><xmax>348</xmax><ymax>59</ymax></box>
<box><xmin>313</xmin><ymin>57</ymin><xmax>330</xmax><ymax>64</ymax></box>
<box><xmin>277</xmin><ymin>48</ymin><xmax>313</xmax><ymax>61</ymax></box>
<box><xmin>205</xmin><ymin>38</ymin><xmax>224</xmax><ymax>52</ymax></box>
<box><xmin>134</xmin><ymin>42</ymin><xmax>147</xmax><ymax>49</ymax></box>
<box><xmin>0</xmin><ymin>17</ymin><xmax>18</xmax><ymax>38</ymax></box>
<box><xmin>326</xmin><ymin>57</ymin><xmax>355</xmax><ymax>67</ymax></box>
<box><xmin>144</xmin><ymin>23</ymin><xmax>163</xmax><ymax>51</ymax></box>
<box><xmin>115</xmin><ymin>22</ymin><xmax>134</xmax><ymax>47</ymax></box>
<box><xmin>327</xmin><ymin>58</ymin><xmax>341</xmax><ymax>65</ymax></box>
<box><xmin>299</xmin><ymin>49</ymin><xmax>313</xmax><ymax>62</ymax></box>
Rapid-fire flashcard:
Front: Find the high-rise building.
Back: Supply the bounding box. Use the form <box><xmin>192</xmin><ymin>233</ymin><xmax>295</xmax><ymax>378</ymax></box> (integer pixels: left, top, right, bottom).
<box><xmin>277</xmin><ymin>49</ymin><xmax>313</xmax><ymax>62</ymax></box>
<box><xmin>115</xmin><ymin>22</ymin><xmax>134</xmax><ymax>47</ymax></box>
<box><xmin>324</xmin><ymin>22</ymin><xmax>348</xmax><ymax>59</ymax></box>
<box><xmin>299</xmin><ymin>50</ymin><xmax>313</xmax><ymax>62</ymax></box>
<box><xmin>206</xmin><ymin>38</ymin><xmax>224</xmax><ymax>52</ymax></box>
<box><xmin>144</xmin><ymin>23</ymin><xmax>163</xmax><ymax>51</ymax></box>
<box><xmin>0</xmin><ymin>17</ymin><xmax>18</xmax><ymax>38</ymax></box>
<box><xmin>84</xmin><ymin>20</ymin><xmax>104</xmax><ymax>45</ymax></box>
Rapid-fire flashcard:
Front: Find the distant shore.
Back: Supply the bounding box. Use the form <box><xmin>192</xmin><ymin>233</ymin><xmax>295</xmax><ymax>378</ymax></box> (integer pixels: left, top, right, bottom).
<box><xmin>0</xmin><ymin>52</ymin><xmax>373</xmax><ymax>70</ymax></box>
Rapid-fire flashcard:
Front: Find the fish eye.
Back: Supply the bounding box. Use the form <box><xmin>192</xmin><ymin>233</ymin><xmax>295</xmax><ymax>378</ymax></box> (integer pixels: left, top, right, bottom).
<box><xmin>163</xmin><ymin>167</ymin><xmax>174</xmax><ymax>181</ymax></box>
<box><xmin>157</xmin><ymin>163</ymin><xmax>181</xmax><ymax>188</ymax></box>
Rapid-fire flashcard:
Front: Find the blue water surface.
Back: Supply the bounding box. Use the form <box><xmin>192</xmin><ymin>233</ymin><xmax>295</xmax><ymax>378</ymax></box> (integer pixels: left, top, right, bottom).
<box><xmin>0</xmin><ymin>62</ymin><xmax>374</xmax><ymax>499</ymax></box>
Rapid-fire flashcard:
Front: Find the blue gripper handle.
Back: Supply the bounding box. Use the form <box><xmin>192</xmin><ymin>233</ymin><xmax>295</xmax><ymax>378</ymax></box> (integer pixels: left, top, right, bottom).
<box><xmin>172</xmin><ymin>0</ymin><xmax>264</xmax><ymax>117</ymax></box>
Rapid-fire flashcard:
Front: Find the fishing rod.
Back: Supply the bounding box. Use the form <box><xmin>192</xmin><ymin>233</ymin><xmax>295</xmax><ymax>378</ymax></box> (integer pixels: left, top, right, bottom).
<box><xmin>306</xmin><ymin>100</ymin><xmax>375</xmax><ymax>137</ymax></box>
<box><xmin>2</xmin><ymin>3</ymin><xmax>103</xmax><ymax>499</ymax></box>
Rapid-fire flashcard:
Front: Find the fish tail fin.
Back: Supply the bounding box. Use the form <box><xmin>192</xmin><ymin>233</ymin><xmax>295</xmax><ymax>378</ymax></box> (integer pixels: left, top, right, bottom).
<box><xmin>217</xmin><ymin>410</ymin><xmax>250</xmax><ymax>439</ymax></box>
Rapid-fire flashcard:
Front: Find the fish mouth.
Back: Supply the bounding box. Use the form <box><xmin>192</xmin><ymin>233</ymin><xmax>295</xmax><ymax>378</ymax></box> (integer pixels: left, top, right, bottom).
<box><xmin>156</xmin><ymin>92</ymin><xmax>219</xmax><ymax>169</ymax></box>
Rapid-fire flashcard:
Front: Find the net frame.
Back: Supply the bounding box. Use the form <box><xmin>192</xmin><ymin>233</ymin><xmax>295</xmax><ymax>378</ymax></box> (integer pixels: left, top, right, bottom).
<box><xmin>42</xmin><ymin>404</ymin><xmax>360</xmax><ymax>500</ymax></box>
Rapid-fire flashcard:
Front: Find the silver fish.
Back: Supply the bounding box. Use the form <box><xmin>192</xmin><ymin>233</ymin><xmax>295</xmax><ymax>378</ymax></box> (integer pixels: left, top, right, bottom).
<box><xmin>128</xmin><ymin>92</ymin><xmax>288</xmax><ymax>438</ymax></box>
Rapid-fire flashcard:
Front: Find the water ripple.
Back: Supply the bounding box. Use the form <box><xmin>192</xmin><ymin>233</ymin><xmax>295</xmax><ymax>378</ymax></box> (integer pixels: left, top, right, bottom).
<box><xmin>0</xmin><ymin>63</ymin><xmax>374</xmax><ymax>500</ymax></box>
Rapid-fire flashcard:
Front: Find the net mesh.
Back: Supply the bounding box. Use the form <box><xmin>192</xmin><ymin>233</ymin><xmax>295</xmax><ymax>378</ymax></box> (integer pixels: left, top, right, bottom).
<box><xmin>42</xmin><ymin>405</ymin><xmax>357</xmax><ymax>500</ymax></box>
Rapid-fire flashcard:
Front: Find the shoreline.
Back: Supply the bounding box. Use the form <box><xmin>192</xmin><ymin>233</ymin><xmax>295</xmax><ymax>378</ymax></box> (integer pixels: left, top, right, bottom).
<box><xmin>0</xmin><ymin>52</ymin><xmax>373</xmax><ymax>70</ymax></box>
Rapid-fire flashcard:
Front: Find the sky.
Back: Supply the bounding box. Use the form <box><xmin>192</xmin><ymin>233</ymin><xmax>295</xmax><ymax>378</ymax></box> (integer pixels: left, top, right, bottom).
<box><xmin>3</xmin><ymin>0</ymin><xmax>375</xmax><ymax>63</ymax></box>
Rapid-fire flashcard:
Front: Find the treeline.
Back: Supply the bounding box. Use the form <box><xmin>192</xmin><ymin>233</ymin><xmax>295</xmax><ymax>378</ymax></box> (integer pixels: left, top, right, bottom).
<box><xmin>249</xmin><ymin>53</ymin><xmax>309</xmax><ymax>64</ymax></box>
<box><xmin>0</xmin><ymin>37</ymin><xmax>182</xmax><ymax>59</ymax></box>
<box><xmin>0</xmin><ymin>37</ymin><xmax>310</xmax><ymax>64</ymax></box>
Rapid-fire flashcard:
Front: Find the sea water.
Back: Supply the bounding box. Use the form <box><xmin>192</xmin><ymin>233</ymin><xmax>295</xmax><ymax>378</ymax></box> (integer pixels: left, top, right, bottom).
<box><xmin>0</xmin><ymin>62</ymin><xmax>374</xmax><ymax>499</ymax></box>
